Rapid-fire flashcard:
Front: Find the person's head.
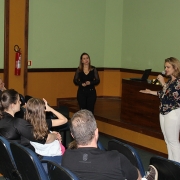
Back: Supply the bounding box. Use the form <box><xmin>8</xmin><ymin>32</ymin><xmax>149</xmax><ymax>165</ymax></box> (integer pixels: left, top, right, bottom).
<box><xmin>68</xmin><ymin>140</ymin><xmax>78</xmax><ymax>149</ymax></box>
<box><xmin>79</xmin><ymin>52</ymin><xmax>91</xmax><ymax>71</ymax></box>
<box><xmin>0</xmin><ymin>78</ymin><xmax>4</xmax><ymax>91</ymax></box>
<box><xmin>164</xmin><ymin>57</ymin><xmax>180</xmax><ymax>78</ymax></box>
<box><xmin>0</xmin><ymin>89</ymin><xmax>21</xmax><ymax>117</ymax></box>
<box><xmin>70</xmin><ymin>109</ymin><xmax>98</xmax><ymax>146</ymax></box>
<box><xmin>25</xmin><ymin>98</ymin><xmax>48</xmax><ymax>140</ymax></box>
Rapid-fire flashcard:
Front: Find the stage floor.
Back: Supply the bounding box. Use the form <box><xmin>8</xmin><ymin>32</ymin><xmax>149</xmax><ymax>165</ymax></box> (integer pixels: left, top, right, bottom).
<box><xmin>57</xmin><ymin>97</ymin><xmax>163</xmax><ymax>140</ymax></box>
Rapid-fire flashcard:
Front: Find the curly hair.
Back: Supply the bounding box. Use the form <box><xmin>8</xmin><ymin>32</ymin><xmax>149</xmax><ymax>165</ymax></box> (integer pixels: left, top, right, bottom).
<box><xmin>0</xmin><ymin>89</ymin><xmax>19</xmax><ymax>119</ymax></box>
<box><xmin>25</xmin><ymin>98</ymin><xmax>48</xmax><ymax>140</ymax></box>
<box><xmin>165</xmin><ymin>57</ymin><xmax>180</xmax><ymax>78</ymax></box>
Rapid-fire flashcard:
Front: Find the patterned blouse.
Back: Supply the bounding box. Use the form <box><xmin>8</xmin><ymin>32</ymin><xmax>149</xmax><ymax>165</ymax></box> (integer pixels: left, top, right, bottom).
<box><xmin>157</xmin><ymin>78</ymin><xmax>180</xmax><ymax>115</ymax></box>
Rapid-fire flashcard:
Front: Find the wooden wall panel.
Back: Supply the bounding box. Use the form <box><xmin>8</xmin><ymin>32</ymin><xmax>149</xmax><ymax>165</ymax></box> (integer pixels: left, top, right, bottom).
<box><xmin>27</xmin><ymin>69</ymin><xmax>158</xmax><ymax>106</ymax></box>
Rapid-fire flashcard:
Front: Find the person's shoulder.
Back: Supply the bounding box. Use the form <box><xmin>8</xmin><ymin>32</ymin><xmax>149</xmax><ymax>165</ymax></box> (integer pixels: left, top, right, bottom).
<box><xmin>14</xmin><ymin>117</ymin><xmax>31</xmax><ymax>126</ymax></box>
<box><xmin>76</xmin><ymin>67</ymin><xmax>81</xmax><ymax>73</ymax></box>
<box><xmin>104</xmin><ymin>150</ymin><xmax>125</xmax><ymax>158</ymax></box>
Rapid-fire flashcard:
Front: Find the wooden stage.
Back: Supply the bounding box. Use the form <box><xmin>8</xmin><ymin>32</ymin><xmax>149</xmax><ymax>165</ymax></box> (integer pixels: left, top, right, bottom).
<box><xmin>57</xmin><ymin>97</ymin><xmax>163</xmax><ymax>140</ymax></box>
<box><xmin>57</xmin><ymin>97</ymin><xmax>167</xmax><ymax>155</ymax></box>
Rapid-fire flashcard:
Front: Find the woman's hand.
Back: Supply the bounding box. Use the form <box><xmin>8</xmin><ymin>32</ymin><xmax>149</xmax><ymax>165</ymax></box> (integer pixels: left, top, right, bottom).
<box><xmin>139</xmin><ymin>89</ymin><xmax>151</xmax><ymax>94</ymax></box>
<box><xmin>139</xmin><ymin>89</ymin><xmax>158</xmax><ymax>96</ymax></box>
<box><xmin>85</xmin><ymin>81</ymin><xmax>90</xmax><ymax>85</ymax></box>
<box><xmin>51</xmin><ymin>131</ymin><xmax>62</xmax><ymax>141</ymax></box>
<box><xmin>43</xmin><ymin>98</ymin><xmax>52</xmax><ymax>112</ymax></box>
<box><xmin>157</xmin><ymin>75</ymin><xmax>165</xmax><ymax>86</ymax></box>
<box><xmin>82</xmin><ymin>83</ymin><xmax>86</xmax><ymax>87</ymax></box>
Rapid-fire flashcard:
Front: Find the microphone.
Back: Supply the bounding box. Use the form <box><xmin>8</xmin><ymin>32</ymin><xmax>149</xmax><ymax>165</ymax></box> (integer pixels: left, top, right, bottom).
<box><xmin>153</xmin><ymin>71</ymin><xmax>165</xmax><ymax>84</ymax></box>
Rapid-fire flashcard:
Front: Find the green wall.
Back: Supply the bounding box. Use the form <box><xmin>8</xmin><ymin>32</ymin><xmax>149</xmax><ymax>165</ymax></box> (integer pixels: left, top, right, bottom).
<box><xmin>122</xmin><ymin>0</ymin><xmax>180</xmax><ymax>71</ymax></box>
<box><xmin>28</xmin><ymin>0</ymin><xmax>106</xmax><ymax>68</ymax></box>
<box><xmin>26</xmin><ymin>0</ymin><xmax>180</xmax><ymax>70</ymax></box>
<box><xmin>0</xmin><ymin>1</ymin><xmax>4</xmax><ymax>69</ymax></box>
<box><xmin>104</xmin><ymin>0</ymin><xmax>123</xmax><ymax>68</ymax></box>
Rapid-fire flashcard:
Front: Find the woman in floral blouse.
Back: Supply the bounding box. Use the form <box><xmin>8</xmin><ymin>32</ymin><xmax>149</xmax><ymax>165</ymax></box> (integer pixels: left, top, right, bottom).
<box><xmin>140</xmin><ymin>57</ymin><xmax>180</xmax><ymax>163</ymax></box>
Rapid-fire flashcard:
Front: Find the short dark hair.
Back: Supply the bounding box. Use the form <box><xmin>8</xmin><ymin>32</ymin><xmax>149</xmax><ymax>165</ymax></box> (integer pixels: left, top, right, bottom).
<box><xmin>70</xmin><ymin>109</ymin><xmax>97</xmax><ymax>146</ymax></box>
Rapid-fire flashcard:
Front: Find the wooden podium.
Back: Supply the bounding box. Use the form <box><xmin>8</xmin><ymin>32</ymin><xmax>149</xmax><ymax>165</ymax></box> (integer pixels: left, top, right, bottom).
<box><xmin>121</xmin><ymin>79</ymin><xmax>162</xmax><ymax>132</ymax></box>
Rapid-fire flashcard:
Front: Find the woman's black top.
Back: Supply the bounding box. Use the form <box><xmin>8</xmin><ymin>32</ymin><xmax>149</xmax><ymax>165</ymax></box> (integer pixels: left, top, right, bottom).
<box><xmin>0</xmin><ymin>112</ymin><xmax>35</xmax><ymax>146</ymax></box>
<box><xmin>73</xmin><ymin>66</ymin><xmax>100</xmax><ymax>90</ymax></box>
<box><xmin>0</xmin><ymin>112</ymin><xmax>52</xmax><ymax>146</ymax></box>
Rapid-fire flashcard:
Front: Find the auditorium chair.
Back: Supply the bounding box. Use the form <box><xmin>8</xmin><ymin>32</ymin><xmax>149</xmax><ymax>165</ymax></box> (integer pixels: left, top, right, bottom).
<box><xmin>43</xmin><ymin>160</ymin><xmax>79</xmax><ymax>180</ymax></box>
<box><xmin>50</xmin><ymin>106</ymin><xmax>71</xmax><ymax>147</ymax></box>
<box><xmin>108</xmin><ymin>139</ymin><xmax>145</xmax><ymax>177</ymax></box>
<box><xmin>14</xmin><ymin>94</ymin><xmax>26</xmax><ymax>118</ymax></box>
<box><xmin>0</xmin><ymin>136</ymin><xmax>22</xmax><ymax>180</ymax></box>
<box><xmin>97</xmin><ymin>140</ymin><xmax>106</xmax><ymax>150</ymax></box>
<box><xmin>150</xmin><ymin>156</ymin><xmax>180</xmax><ymax>180</ymax></box>
<box><xmin>10</xmin><ymin>142</ymin><xmax>49</xmax><ymax>180</ymax></box>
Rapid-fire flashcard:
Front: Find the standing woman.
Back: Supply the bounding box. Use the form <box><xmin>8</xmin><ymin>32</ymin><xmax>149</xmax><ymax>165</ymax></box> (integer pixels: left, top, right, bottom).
<box><xmin>73</xmin><ymin>52</ymin><xmax>100</xmax><ymax>114</ymax></box>
<box><xmin>140</xmin><ymin>57</ymin><xmax>180</xmax><ymax>163</ymax></box>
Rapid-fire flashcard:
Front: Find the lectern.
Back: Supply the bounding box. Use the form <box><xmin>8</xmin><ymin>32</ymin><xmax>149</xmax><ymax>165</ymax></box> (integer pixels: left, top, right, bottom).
<box><xmin>121</xmin><ymin>79</ymin><xmax>162</xmax><ymax>132</ymax></box>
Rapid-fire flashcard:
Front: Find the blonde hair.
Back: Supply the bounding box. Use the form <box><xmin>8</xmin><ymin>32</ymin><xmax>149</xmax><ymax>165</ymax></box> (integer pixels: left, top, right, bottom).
<box><xmin>25</xmin><ymin>98</ymin><xmax>48</xmax><ymax>140</ymax></box>
<box><xmin>165</xmin><ymin>57</ymin><xmax>180</xmax><ymax>78</ymax></box>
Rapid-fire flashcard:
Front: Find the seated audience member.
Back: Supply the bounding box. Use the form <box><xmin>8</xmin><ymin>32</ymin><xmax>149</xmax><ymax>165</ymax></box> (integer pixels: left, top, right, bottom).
<box><xmin>24</xmin><ymin>98</ymin><xmax>67</xmax><ymax>163</ymax></box>
<box><xmin>61</xmin><ymin>109</ymin><xmax>157</xmax><ymax>180</ymax></box>
<box><xmin>0</xmin><ymin>89</ymin><xmax>36</xmax><ymax>148</ymax></box>
<box><xmin>0</xmin><ymin>78</ymin><xmax>6</xmax><ymax>95</ymax></box>
<box><xmin>0</xmin><ymin>89</ymin><xmax>60</xmax><ymax>150</ymax></box>
<box><xmin>68</xmin><ymin>140</ymin><xmax>77</xmax><ymax>149</ymax></box>
<box><xmin>0</xmin><ymin>78</ymin><xmax>6</xmax><ymax>91</ymax></box>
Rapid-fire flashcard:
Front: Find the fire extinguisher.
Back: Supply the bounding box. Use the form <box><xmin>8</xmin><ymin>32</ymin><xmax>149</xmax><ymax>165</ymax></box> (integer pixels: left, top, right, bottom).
<box><xmin>14</xmin><ymin>45</ymin><xmax>21</xmax><ymax>76</ymax></box>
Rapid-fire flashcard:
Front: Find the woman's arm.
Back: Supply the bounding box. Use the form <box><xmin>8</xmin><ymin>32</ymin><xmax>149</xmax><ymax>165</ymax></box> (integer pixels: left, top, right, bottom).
<box><xmin>73</xmin><ymin>68</ymin><xmax>82</xmax><ymax>86</ymax></box>
<box><xmin>139</xmin><ymin>89</ymin><xmax>158</xmax><ymax>96</ymax></box>
<box><xmin>87</xmin><ymin>67</ymin><xmax>100</xmax><ymax>86</ymax></box>
<box><xmin>43</xmin><ymin>98</ymin><xmax>68</xmax><ymax>127</ymax></box>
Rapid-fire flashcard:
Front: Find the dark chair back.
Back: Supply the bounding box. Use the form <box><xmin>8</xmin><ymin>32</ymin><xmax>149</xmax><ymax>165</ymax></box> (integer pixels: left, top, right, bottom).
<box><xmin>44</xmin><ymin>160</ymin><xmax>79</xmax><ymax>180</ymax></box>
<box><xmin>50</xmin><ymin>106</ymin><xmax>70</xmax><ymax>147</ymax></box>
<box><xmin>97</xmin><ymin>140</ymin><xmax>105</xmax><ymax>150</ymax></box>
<box><xmin>19</xmin><ymin>94</ymin><xmax>26</xmax><ymax>106</ymax></box>
<box><xmin>108</xmin><ymin>139</ymin><xmax>145</xmax><ymax>177</ymax></box>
<box><xmin>150</xmin><ymin>156</ymin><xmax>180</xmax><ymax>180</ymax></box>
<box><xmin>10</xmin><ymin>142</ymin><xmax>49</xmax><ymax>180</ymax></box>
<box><xmin>0</xmin><ymin>136</ymin><xmax>22</xmax><ymax>180</ymax></box>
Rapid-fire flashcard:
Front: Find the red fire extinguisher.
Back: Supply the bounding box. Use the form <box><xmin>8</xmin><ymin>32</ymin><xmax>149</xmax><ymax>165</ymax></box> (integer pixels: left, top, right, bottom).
<box><xmin>14</xmin><ymin>45</ymin><xmax>21</xmax><ymax>76</ymax></box>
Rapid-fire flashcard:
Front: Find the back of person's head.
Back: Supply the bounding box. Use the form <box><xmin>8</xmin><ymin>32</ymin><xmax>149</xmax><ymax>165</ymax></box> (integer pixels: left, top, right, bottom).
<box><xmin>165</xmin><ymin>57</ymin><xmax>180</xmax><ymax>78</ymax></box>
<box><xmin>25</xmin><ymin>98</ymin><xmax>48</xmax><ymax>140</ymax></box>
<box><xmin>68</xmin><ymin>140</ymin><xmax>78</xmax><ymax>149</ymax></box>
<box><xmin>0</xmin><ymin>89</ymin><xmax>19</xmax><ymax>118</ymax></box>
<box><xmin>70</xmin><ymin>109</ymin><xmax>97</xmax><ymax>146</ymax></box>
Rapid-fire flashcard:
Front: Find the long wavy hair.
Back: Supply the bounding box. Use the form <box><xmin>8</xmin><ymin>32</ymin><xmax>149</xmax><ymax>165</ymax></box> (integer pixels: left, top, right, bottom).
<box><xmin>0</xmin><ymin>89</ymin><xmax>19</xmax><ymax>119</ymax></box>
<box><xmin>25</xmin><ymin>98</ymin><xmax>48</xmax><ymax>140</ymax></box>
<box><xmin>78</xmin><ymin>52</ymin><xmax>92</xmax><ymax>71</ymax></box>
<box><xmin>165</xmin><ymin>57</ymin><xmax>180</xmax><ymax>78</ymax></box>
